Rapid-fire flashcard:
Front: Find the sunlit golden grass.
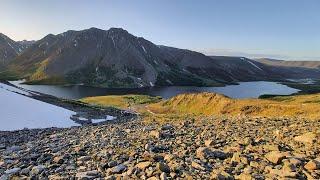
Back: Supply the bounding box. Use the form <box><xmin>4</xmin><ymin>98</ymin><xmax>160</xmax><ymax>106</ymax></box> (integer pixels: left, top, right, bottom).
<box><xmin>147</xmin><ymin>92</ymin><xmax>320</xmax><ymax>120</ymax></box>
<box><xmin>80</xmin><ymin>92</ymin><xmax>320</xmax><ymax>120</ymax></box>
<box><xmin>30</xmin><ymin>59</ymin><xmax>49</xmax><ymax>81</ymax></box>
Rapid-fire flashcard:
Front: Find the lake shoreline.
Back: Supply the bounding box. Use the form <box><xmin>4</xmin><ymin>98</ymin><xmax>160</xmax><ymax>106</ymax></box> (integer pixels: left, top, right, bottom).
<box><xmin>0</xmin><ymin>78</ymin><xmax>315</xmax><ymax>131</ymax></box>
<box><xmin>10</xmin><ymin>80</ymin><xmax>300</xmax><ymax>99</ymax></box>
<box><xmin>1</xmin><ymin>80</ymin><xmax>320</xmax><ymax>179</ymax></box>
<box><xmin>0</xmin><ymin>81</ymin><xmax>138</xmax><ymax>131</ymax></box>
<box><xmin>0</xmin><ymin>79</ymin><xmax>303</xmax><ymax>131</ymax></box>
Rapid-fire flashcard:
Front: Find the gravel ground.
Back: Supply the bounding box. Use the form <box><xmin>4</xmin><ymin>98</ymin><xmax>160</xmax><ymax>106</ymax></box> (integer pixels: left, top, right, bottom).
<box><xmin>0</xmin><ymin>116</ymin><xmax>319</xmax><ymax>179</ymax></box>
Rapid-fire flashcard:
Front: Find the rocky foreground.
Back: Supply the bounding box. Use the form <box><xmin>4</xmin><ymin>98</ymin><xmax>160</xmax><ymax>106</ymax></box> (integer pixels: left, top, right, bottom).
<box><xmin>0</xmin><ymin>116</ymin><xmax>319</xmax><ymax>179</ymax></box>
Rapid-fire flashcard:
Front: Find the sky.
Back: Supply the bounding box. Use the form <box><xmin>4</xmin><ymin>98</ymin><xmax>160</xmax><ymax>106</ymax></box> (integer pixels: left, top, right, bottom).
<box><xmin>1</xmin><ymin>0</ymin><xmax>319</xmax><ymax>60</ymax></box>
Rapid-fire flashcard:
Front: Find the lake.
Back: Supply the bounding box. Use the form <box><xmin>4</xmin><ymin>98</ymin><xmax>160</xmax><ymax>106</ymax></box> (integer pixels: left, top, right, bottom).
<box><xmin>1</xmin><ymin>81</ymin><xmax>299</xmax><ymax>131</ymax></box>
<box><xmin>11</xmin><ymin>81</ymin><xmax>300</xmax><ymax>99</ymax></box>
<box><xmin>0</xmin><ymin>83</ymin><xmax>118</xmax><ymax>131</ymax></box>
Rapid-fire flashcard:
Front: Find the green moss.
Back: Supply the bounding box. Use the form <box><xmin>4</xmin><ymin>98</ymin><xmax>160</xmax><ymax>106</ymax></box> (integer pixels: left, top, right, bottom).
<box><xmin>124</xmin><ymin>95</ymin><xmax>162</xmax><ymax>105</ymax></box>
<box><xmin>66</xmin><ymin>65</ymin><xmax>118</xmax><ymax>86</ymax></box>
<box><xmin>259</xmin><ymin>94</ymin><xmax>293</xmax><ymax>101</ymax></box>
<box><xmin>0</xmin><ymin>71</ymin><xmax>22</xmax><ymax>81</ymax></box>
<box><xmin>303</xmin><ymin>100</ymin><xmax>320</xmax><ymax>104</ymax></box>
<box><xmin>156</xmin><ymin>70</ymin><xmax>206</xmax><ymax>86</ymax></box>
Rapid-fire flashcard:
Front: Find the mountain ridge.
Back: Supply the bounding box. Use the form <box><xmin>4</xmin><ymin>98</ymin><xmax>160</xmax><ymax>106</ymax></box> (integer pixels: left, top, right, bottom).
<box><xmin>255</xmin><ymin>58</ymin><xmax>320</xmax><ymax>69</ymax></box>
<box><xmin>5</xmin><ymin>27</ymin><xmax>234</xmax><ymax>87</ymax></box>
<box><xmin>0</xmin><ymin>33</ymin><xmax>33</xmax><ymax>65</ymax></box>
<box><xmin>1</xmin><ymin>27</ymin><xmax>320</xmax><ymax>88</ymax></box>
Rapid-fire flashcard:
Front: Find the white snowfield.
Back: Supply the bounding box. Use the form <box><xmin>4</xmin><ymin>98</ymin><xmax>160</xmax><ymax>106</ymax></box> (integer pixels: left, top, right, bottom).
<box><xmin>241</xmin><ymin>57</ymin><xmax>263</xmax><ymax>71</ymax></box>
<box><xmin>0</xmin><ymin>83</ymin><xmax>31</xmax><ymax>96</ymax></box>
<box><xmin>0</xmin><ymin>82</ymin><xmax>78</xmax><ymax>131</ymax></box>
<box><xmin>92</xmin><ymin>115</ymin><xmax>117</xmax><ymax>123</ymax></box>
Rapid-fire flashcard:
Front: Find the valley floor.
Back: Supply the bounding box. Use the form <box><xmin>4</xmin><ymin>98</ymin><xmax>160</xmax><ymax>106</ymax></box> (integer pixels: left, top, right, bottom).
<box><xmin>0</xmin><ymin>115</ymin><xmax>319</xmax><ymax>179</ymax></box>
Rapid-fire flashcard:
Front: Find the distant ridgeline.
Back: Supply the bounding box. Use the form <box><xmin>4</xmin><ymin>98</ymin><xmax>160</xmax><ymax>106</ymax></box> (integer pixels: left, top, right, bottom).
<box><xmin>1</xmin><ymin>28</ymin><xmax>320</xmax><ymax>88</ymax></box>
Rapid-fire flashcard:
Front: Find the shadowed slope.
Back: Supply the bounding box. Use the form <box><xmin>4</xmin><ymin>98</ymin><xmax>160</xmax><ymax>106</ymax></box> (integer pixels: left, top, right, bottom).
<box><xmin>3</xmin><ymin>28</ymin><xmax>320</xmax><ymax>88</ymax></box>
<box><xmin>6</xmin><ymin>28</ymin><xmax>231</xmax><ymax>87</ymax></box>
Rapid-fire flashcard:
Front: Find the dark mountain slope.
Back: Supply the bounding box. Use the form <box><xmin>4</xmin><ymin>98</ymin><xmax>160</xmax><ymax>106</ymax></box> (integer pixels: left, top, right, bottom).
<box><xmin>0</xmin><ymin>33</ymin><xmax>28</xmax><ymax>65</ymax></box>
<box><xmin>210</xmin><ymin>56</ymin><xmax>320</xmax><ymax>81</ymax></box>
<box><xmin>8</xmin><ymin>28</ymin><xmax>233</xmax><ymax>87</ymax></box>
<box><xmin>0</xmin><ymin>34</ymin><xmax>34</xmax><ymax>76</ymax></box>
<box><xmin>4</xmin><ymin>28</ymin><xmax>320</xmax><ymax>88</ymax></box>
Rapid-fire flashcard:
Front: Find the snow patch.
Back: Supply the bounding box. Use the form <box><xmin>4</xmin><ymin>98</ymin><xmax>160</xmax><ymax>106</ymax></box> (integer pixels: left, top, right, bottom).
<box><xmin>7</xmin><ymin>42</ymin><xmax>14</xmax><ymax>51</ymax></box>
<box><xmin>3</xmin><ymin>50</ymin><xmax>7</xmax><ymax>59</ymax></box>
<box><xmin>247</xmin><ymin>60</ymin><xmax>263</xmax><ymax>71</ymax></box>
<box><xmin>141</xmin><ymin>45</ymin><xmax>147</xmax><ymax>54</ymax></box>
<box><xmin>78</xmin><ymin>117</ymin><xmax>87</xmax><ymax>121</ymax></box>
<box><xmin>74</xmin><ymin>40</ymin><xmax>78</xmax><ymax>47</ymax></box>
<box><xmin>241</xmin><ymin>58</ymin><xmax>263</xmax><ymax>71</ymax></box>
<box><xmin>0</xmin><ymin>83</ymin><xmax>31</xmax><ymax>96</ymax></box>
<box><xmin>166</xmin><ymin>79</ymin><xmax>173</xmax><ymax>85</ymax></box>
<box><xmin>111</xmin><ymin>36</ymin><xmax>115</xmax><ymax>47</ymax></box>
<box><xmin>39</xmin><ymin>42</ymin><xmax>49</xmax><ymax>48</ymax></box>
<box><xmin>74</xmin><ymin>115</ymin><xmax>116</xmax><ymax>124</ymax></box>
<box><xmin>56</xmin><ymin>49</ymin><xmax>62</xmax><ymax>54</ymax></box>
<box><xmin>92</xmin><ymin>115</ymin><xmax>117</xmax><ymax>123</ymax></box>
<box><xmin>0</xmin><ymin>34</ymin><xmax>7</xmax><ymax>40</ymax></box>
<box><xmin>149</xmin><ymin>82</ymin><xmax>154</xmax><ymax>87</ymax></box>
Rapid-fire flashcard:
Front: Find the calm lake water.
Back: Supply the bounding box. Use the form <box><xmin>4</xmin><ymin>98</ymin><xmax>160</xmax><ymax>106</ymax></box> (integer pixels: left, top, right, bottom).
<box><xmin>1</xmin><ymin>81</ymin><xmax>299</xmax><ymax>131</ymax></box>
<box><xmin>11</xmin><ymin>81</ymin><xmax>300</xmax><ymax>99</ymax></box>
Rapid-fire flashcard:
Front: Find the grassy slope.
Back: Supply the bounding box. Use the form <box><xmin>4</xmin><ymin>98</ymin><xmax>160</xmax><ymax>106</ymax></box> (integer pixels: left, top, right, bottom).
<box><xmin>81</xmin><ymin>95</ymin><xmax>162</xmax><ymax>109</ymax></box>
<box><xmin>147</xmin><ymin>92</ymin><xmax>320</xmax><ymax>120</ymax></box>
<box><xmin>0</xmin><ymin>71</ymin><xmax>21</xmax><ymax>80</ymax></box>
<box><xmin>81</xmin><ymin>92</ymin><xmax>320</xmax><ymax>121</ymax></box>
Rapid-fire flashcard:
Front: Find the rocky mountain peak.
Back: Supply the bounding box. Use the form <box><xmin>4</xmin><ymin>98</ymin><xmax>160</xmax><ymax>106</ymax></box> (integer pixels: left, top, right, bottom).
<box><xmin>0</xmin><ymin>33</ymin><xmax>12</xmax><ymax>43</ymax></box>
<box><xmin>3</xmin><ymin>27</ymin><xmax>320</xmax><ymax>88</ymax></box>
<box><xmin>108</xmin><ymin>27</ymin><xmax>129</xmax><ymax>34</ymax></box>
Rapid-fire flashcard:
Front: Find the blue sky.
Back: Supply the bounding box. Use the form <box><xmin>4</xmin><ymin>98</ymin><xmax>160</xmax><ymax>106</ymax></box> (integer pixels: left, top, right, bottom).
<box><xmin>1</xmin><ymin>0</ymin><xmax>319</xmax><ymax>60</ymax></box>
